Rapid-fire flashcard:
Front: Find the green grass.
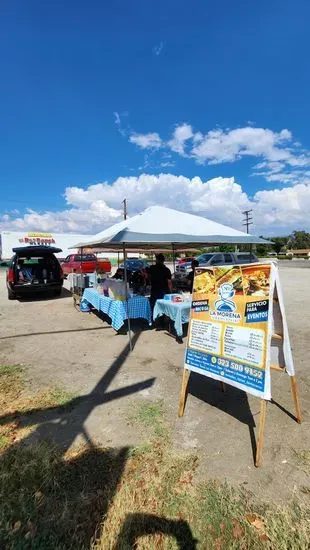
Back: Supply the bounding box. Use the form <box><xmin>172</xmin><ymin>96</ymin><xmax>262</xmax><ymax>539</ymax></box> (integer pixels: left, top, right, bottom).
<box><xmin>0</xmin><ymin>442</ymin><xmax>126</xmax><ymax>550</ymax></box>
<box><xmin>0</xmin><ymin>364</ymin><xmax>77</xmax><ymax>452</ymax></box>
<box><xmin>0</xmin><ymin>373</ymin><xmax>310</xmax><ymax>549</ymax></box>
<box><xmin>293</xmin><ymin>449</ymin><xmax>310</xmax><ymax>469</ymax></box>
<box><xmin>128</xmin><ymin>400</ymin><xmax>167</xmax><ymax>437</ymax></box>
<box><xmin>0</xmin><ymin>364</ymin><xmax>25</xmax><ymax>405</ymax></box>
<box><xmin>0</xmin><ymin>365</ymin><xmax>24</xmax><ymax>376</ymax></box>
<box><xmin>47</xmin><ymin>388</ymin><xmax>76</xmax><ymax>406</ymax></box>
<box><xmin>293</xmin><ymin>449</ymin><xmax>310</xmax><ymax>484</ymax></box>
<box><xmin>27</xmin><ymin>387</ymin><xmax>77</xmax><ymax>413</ymax></box>
<box><xmin>0</xmin><ymin>434</ymin><xmax>10</xmax><ymax>451</ymax></box>
<box><xmin>96</xmin><ymin>438</ymin><xmax>310</xmax><ymax>549</ymax></box>
<box><xmin>0</xmin><ymin>435</ymin><xmax>309</xmax><ymax>550</ymax></box>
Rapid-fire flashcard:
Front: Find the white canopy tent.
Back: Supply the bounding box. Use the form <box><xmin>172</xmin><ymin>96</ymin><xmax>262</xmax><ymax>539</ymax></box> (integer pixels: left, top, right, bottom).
<box><xmin>73</xmin><ymin>206</ymin><xmax>270</xmax><ymax>350</ymax></box>
<box><xmin>73</xmin><ymin>206</ymin><xmax>270</xmax><ymax>249</ymax></box>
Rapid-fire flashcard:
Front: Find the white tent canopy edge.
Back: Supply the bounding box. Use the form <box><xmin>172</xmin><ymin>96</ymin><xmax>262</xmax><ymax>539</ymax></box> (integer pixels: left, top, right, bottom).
<box><xmin>72</xmin><ymin>206</ymin><xmax>271</xmax><ymax>250</ymax></box>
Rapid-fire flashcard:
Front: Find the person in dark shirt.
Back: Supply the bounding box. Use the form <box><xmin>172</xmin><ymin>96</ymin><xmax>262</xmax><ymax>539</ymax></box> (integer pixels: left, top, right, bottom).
<box><xmin>186</xmin><ymin>259</ymin><xmax>199</xmax><ymax>293</ymax></box>
<box><xmin>112</xmin><ymin>268</ymin><xmax>123</xmax><ymax>280</ymax></box>
<box><xmin>149</xmin><ymin>253</ymin><xmax>172</xmax><ymax>310</ymax></box>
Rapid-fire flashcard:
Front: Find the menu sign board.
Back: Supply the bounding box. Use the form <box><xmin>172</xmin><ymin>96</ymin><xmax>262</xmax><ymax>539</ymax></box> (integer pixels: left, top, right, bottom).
<box><xmin>185</xmin><ymin>263</ymin><xmax>276</xmax><ymax>399</ymax></box>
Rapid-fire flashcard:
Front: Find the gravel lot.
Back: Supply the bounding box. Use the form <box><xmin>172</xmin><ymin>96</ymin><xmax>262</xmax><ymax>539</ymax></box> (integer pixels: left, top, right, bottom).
<box><xmin>0</xmin><ymin>266</ymin><xmax>309</xmax><ymax>503</ymax></box>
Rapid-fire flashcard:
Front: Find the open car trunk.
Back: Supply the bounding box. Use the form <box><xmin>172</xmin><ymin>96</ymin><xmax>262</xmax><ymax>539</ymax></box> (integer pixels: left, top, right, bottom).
<box><xmin>14</xmin><ymin>255</ymin><xmax>62</xmax><ymax>286</ymax></box>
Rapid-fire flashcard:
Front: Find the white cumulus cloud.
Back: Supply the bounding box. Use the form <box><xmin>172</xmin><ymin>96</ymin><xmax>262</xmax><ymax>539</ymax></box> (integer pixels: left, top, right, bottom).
<box><xmin>129</xmin><ymin>132</ymin><xmax>162</xmax><ymax>150</ymax></box>
<box><xmin>1</xmin><ymin>174</ymin><xmax>310</xmax><ymax>235</ymax></box>
<box><xmin>168</xmin><ymin>123</ymin><xmax>194</xmax><ymax>155</ymax></box>
<box><xmin>254</xmin><ymin>183</ymin><xmax>310</xmax><ymax>228</ymax></box>
<box><xmin>191</xmin><ymin>127</ymin><xmax>293</xmax><ymax>165</ymax></box>
<box><xmin>125</xmin><ymin>122</ymin><xmax>310</xmax><ymax>185</ymax></box>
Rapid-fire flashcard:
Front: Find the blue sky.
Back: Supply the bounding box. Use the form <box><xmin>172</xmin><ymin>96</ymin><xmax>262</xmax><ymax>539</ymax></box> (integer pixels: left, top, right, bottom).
<box><xmin>1</xmin><ymin>0</ymin><xmax>310</xmax><ymax>234</ymax></box>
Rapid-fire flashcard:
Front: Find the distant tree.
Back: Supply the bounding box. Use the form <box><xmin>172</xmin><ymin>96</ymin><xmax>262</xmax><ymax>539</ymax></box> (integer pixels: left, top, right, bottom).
<box><xmin>288</xmin><ymin>231</ymin><xmax>310</xmax><ymax>250</ymax></box>
<box><xmin>272</xmin><ymin>236</ymin><xmax>289</xmax><ymax>254</ymax></box>
<box><xmin>219</xmin><ymin>245</ymin><xmax>235</xmax><ymax>253</ymax></box>
<box><xmin>254</xmin><ymin>236</ymin><xmax>272</xmax><ymax>256</ymax></box>
<box><xmin>256</xmin><ymin>244</ymin><xmax>268</xmax><ymax>256</ymax></box>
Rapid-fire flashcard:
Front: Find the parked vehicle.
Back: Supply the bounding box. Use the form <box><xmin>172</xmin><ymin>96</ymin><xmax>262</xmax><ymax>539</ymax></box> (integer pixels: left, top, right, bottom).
<box><xmin>119</xmin><ymin>259</ymin><xmax>149</xmax><ymax>272</ymax></box>
<box><xmin>117</xmin><ymin>259</ymin><xmax>150</xmax><ymax>284</ymax></box>
<box><xmin>61</xmin><ymin>254</ymin><xmax>112</xmax><ymax>277</ymax></box>
<box><xmin>173</xmin><ymin>252</ymin><xmax>259</xmax><ymax>288</ymax></box>
<box><xmin>6</xmin><ymin>246</ymin><xmax>64</xmax><ymax>300</ymax></box>
<box><xmin>177</xmin><ymin>256</ymin><xmax>195</xmax><ymax>265</ymax></box>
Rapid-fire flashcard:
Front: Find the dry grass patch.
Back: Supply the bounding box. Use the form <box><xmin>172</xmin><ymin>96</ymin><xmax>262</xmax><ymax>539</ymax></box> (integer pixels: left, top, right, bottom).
<box><xmin>0</xmin><ymin>376</ymin><xmax>309</xmax><ymax>549</ymax></box>
<box><xmin>94</xmin><ymin>437</ymin><xmax>310</xmax><ymax>550</ymax></box>
<box><xmin>0</xmin><ymin>364</ymin><xmax>76</xmax><ymax>451</ymax></box>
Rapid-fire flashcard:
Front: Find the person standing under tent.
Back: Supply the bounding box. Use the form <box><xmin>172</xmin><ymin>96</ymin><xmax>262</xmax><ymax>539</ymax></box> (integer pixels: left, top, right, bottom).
<box><xmin>186</xmin><ymin>259</ymin><xmax>199</xmax><ymax>293</ymax></box>
<box><xmin>149</xmin><ymin>253</ymin><xmax>172</xmax><ymax>311</ymax></box>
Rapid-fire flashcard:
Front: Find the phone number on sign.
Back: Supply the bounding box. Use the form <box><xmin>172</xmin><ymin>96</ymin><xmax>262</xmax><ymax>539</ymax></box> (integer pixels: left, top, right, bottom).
<box><xmin>217</xmin><ymin>358</ymin><xmax>263</xmax><ymax>379</ymax></box>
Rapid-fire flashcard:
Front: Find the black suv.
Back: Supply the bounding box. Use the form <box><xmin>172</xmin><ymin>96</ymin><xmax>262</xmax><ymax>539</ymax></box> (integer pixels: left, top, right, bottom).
<box><xmin>6</xmin><ymin>246</ymin><xmax>64</xmax><ymax>300</ymax></box>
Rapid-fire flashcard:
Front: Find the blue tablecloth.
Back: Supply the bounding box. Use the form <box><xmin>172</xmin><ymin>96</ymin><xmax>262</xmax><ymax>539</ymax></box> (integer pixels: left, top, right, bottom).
<box><xmin>80</xmin><ymin>288</ymin><xmax>152</xmax><ymax>331</ymax></box>
<box><xmin>153</xmin><ymin>299</ymin><xmax>191</xmax><ymax>337</ymax></box>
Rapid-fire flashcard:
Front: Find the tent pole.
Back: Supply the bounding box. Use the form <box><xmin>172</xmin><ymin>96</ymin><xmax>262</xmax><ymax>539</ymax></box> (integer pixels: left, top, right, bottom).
<box><xmin>172</xmin><ymin>243</ymin><xmax>176</xmax><ymax>274</ymax></box>
<box><xmin>123</xmin><ymin>244</ymin><xmax>133</xmax><ymax>351</ymax></box>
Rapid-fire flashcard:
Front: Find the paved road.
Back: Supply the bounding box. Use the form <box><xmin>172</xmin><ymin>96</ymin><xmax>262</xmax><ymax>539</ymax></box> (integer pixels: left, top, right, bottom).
<box><xmin>277</xmin><ymin>260</ymin><xmax>310</xmax><ymax>268</ymax></box>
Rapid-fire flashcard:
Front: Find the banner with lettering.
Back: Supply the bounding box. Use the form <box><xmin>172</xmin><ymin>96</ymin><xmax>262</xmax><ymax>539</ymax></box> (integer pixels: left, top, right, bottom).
<box><xmin>184</xmin><ymin>263</ymin><xmax>279</xmax><ymax>399</ymax></box>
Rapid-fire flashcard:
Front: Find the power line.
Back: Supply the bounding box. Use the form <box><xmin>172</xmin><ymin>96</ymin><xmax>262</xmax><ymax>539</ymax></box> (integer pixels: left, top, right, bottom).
<box><xmin>242</xmin><ymin>209</ymin><xmax>253</xmax><ymax>234</ymax></box>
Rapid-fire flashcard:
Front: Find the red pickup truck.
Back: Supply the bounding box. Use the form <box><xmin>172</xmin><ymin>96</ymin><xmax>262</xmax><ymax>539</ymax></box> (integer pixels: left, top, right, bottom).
<box><xmin>61</xmin><ymin>254</ymin><xmax>112</xmax><ymax>277</ymax></box>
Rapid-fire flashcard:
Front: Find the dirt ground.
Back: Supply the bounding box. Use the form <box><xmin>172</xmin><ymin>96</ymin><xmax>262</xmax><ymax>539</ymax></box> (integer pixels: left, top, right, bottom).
<box><xmin>0</xmin><ymin>267</ymin><xmax>309</xmax><ymax>504</ymax></box>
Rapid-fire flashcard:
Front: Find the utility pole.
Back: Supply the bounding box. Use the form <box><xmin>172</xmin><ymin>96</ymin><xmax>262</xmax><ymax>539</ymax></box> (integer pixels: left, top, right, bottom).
<box><xmin>242</xmin><ymin>209</ymin><xmax>253</xmax><ymax>234</ymax></box>
<box><xmin>122</xmin><ymin>198</ymin><xmax>127</xmax><ymax>220</ymax></box>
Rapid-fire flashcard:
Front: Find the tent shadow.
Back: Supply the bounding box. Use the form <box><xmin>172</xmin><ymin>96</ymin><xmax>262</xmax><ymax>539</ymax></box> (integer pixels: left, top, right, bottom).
<box><xmin>89</xmin><ymin>309</ymin><xmax>151</xmax><ymax>335</ymax></box>
<box><xmin>187</xmin><ymin>373</ymin><xmax>257</xmax><ymax>463</ymax></box>
<box><xmin>0</xmin><ymin>332</ymin><xmax>155</xmax><ymax>451</ymax></box>
<box><xmin>0</xmin><ymin>330</ymin><xmax>156</xmax><ymax>547</ymax></box>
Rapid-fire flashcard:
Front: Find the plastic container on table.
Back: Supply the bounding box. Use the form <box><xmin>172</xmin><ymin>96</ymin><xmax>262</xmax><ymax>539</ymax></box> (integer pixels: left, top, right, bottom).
<box><xmin>164</xmin><ymin>293</ymin><xmax>183</xmax><ymax>302</ymax></box>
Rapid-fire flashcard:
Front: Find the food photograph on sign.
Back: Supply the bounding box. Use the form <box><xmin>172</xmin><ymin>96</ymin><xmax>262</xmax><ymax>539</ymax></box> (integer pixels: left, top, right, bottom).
<box><xmin>186</xmin><ymin>263</ymin><xmax>273</xmax><ymax>399</ymax></box>
<box><xmin>241</xmin><ymin>265</ymin><xmax>270</xmax><ymax>297</ymax></box>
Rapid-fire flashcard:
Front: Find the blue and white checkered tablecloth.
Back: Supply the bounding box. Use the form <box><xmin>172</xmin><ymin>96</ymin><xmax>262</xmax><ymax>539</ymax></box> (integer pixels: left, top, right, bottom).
<box><xmin>153</xmin><ymin>299</ymin><xmax>191</xmax><ymax>337</ymax></box>
<box><xmin>80</xmin><ymin>288</ymin><xmax>152</xmax><ymax>331</ymax></box>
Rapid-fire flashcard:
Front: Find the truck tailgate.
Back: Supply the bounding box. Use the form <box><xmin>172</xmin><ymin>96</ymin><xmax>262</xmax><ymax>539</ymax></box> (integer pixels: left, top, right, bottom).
<box><xmin>80</xmin><ymin>261</ymin><xmax>96</xmax><ymax>272</ymax></box>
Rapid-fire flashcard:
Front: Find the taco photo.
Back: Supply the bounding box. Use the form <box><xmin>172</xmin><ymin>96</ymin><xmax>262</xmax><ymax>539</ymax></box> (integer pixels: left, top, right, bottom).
<box><xmin>241</xmin><ymin>265</ymin><xmax>271</xmax><ymax>296</ymax></box>
<box><xmin>192</xmin><ymin>268</ymin><xmax>216</xmax><ymax>300</ymax></box>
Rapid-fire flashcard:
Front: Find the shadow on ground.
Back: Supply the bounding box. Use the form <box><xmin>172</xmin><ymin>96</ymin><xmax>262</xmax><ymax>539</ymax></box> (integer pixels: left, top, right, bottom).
<box><xmin>115</xmin><ymin>513</ymin><xmax>198</xmax><ymax>549</ymax></box>
<box><xmin>0</xmin><ymin>332</ymin><xmax>154</xmax><ymax>449</ymax></box>
<box><xmin>187</xmin><ymin>373</ymin><xmax>257</xmax><ymax>462</ymax></box>
<box><xmin>0</xmin><ymin>326</ymin><xmax>112</xmax><ymax>340</ymax></box>
<box><xmin>0</xmin><ymin>442</ymin><xmax>129</xmax><ymax>548</ymax></box>
<box><xmin>16</xmin><ymin>287</ymin><xmax>72</xmax><ymax>302</ymax></box>
<box><xmin>0</xmin><ymin>331</ymin><xmax>196</xmax><ymax>548</ymax></box>
<box><xmin>0</xmin><ymin>442</ymin><xmax>197</xmax><ymax>549</ymax></box>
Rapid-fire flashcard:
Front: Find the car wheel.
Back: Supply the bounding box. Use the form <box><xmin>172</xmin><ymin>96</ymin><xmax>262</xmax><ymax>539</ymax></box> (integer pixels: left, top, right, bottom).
<box><xmin>8</xmin><ymin>290</ymin><xmax>16</xmax><ymax>300</ymax></box>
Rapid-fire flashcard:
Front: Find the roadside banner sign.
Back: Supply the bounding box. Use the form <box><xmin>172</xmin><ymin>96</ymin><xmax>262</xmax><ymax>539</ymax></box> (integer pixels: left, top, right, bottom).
<box><xmin>178</xmin><ymin>262</ymin><xmax>301</xmax><ymax>466</ymax></box>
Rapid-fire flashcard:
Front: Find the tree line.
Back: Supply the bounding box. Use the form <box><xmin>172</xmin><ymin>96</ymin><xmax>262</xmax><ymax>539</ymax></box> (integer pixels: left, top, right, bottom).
<box><xmin>256</xmin><ymin>230</ymin><xmax>310</xmax><ymax>255</ymax></box>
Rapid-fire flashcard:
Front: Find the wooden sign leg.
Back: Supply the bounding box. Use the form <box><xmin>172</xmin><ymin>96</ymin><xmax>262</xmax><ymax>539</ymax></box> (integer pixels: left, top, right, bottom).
<box><xmin>290</xmin><ymin>375</ymin><xmax>302</xmax><ymax>424</ymax></box>
<box><xmin>255</xmin><ymin>399</ymin><xmax>267</xmax><ymax>468</ymax></box>
<box><xmin>178</xmin><ymin>369</ymin><xmax>191</xmax><ymax>417</ymax></box>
